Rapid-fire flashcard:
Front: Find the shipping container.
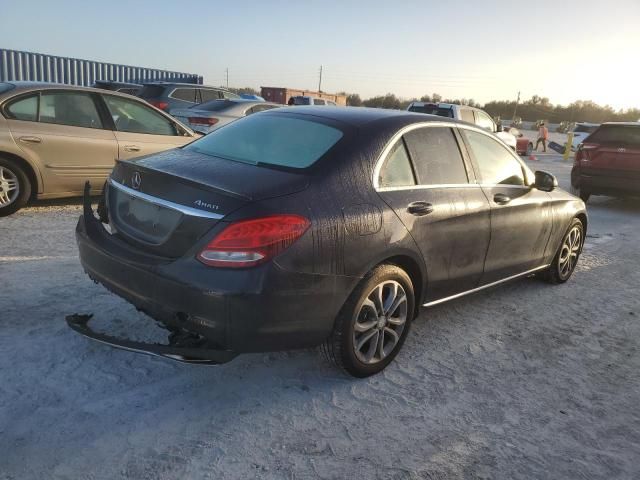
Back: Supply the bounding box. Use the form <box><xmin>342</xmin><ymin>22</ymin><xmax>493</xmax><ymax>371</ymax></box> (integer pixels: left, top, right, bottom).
<box><xmin>0</xmin><ymin>49</ymin><xmax>202</xmax><ymax>86</ymax></box>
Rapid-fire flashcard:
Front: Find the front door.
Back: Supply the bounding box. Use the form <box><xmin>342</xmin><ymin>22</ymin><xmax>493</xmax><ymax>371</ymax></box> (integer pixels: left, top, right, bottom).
<box><xmin>376</xmin><ymin>125</ymin><xmax>491</xmax><ymax>302</ymax></box>
<box><xmin>100</xmin><ymin>94</ymin><xmax>194</xmax><ymax>161</ymax></box>
<box><xmin>460</xmin><ymin>127</ymin><xmax>553</xmax><ymax>285</ymax></box>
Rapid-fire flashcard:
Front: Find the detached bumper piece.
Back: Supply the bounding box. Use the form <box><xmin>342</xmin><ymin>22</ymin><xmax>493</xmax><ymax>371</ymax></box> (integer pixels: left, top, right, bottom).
<box><xmin>66</xmin><ymin>313</ymin><xmax>237</xmax><ymax>365</ymax></box>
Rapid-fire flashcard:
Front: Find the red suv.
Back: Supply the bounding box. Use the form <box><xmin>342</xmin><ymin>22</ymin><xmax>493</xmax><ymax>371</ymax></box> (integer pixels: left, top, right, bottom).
<box><xmin>571</xmin><ymin>122</ymin><xmax>640</xmax><ymax>202</ymax></box>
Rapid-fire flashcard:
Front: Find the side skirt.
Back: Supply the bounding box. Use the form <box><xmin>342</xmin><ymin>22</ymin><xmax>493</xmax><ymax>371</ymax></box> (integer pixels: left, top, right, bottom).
<box><xmin>423</xmin><ymin>264</ymin><xmax>550</xmax><ymax>308</ymax></box>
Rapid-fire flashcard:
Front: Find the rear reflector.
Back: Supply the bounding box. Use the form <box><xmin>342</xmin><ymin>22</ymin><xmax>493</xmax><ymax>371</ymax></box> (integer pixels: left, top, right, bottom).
<box><xmin>188</xmin><ymin>117</ymin><xmax>219</xmax><ymax>126</ymax></box>
<box><xmin>149</xmin><ymin>100</ymin><xmax>169</xmax><ymax>110</ymax></box>
<box><xmin>197</xmin><ymin>215</ymin><xmax>311</xmax><ymax>268</ymax></box>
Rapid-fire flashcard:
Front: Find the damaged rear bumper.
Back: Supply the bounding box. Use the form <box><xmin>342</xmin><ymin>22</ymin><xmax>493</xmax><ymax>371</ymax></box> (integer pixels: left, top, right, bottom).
<box><xmin>66</xmin><ymin>313</ymin><xmax>237</xmax><ymax>364</ymax></box>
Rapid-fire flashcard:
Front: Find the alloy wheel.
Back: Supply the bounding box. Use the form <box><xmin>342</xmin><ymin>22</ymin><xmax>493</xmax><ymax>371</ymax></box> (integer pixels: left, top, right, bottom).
<box><xmin>0</xmin><ymin>166</ymin><xmax>19</xmax><ymax>208</ymax></box>
<box><xmin>352</xmin><ymin>280</ymin><xmax>408</xmax><ymax>365</ymax></box>
<box><xmin>558</xmin><ymin>225</ymin><xmax>582</xmax><ymax>278</ymax></box>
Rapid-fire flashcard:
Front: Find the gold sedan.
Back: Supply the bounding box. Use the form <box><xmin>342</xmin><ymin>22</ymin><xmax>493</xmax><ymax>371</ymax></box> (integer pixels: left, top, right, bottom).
<box><xmin>0</xmin><ymin>82</ymin><xmax>199</xmax><ymax>216</ymax></box>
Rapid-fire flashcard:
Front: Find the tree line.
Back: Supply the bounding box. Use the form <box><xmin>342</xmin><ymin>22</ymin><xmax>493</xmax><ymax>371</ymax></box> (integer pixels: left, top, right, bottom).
<box><xmin>344</xmin><ymin>92</ymin><xmax>640</xmax><ymax>124</ymax></box>
<box><xmin>225</xmin><ymin>87</ymin><xmax>639</xmax><ymax>124</ymax></box>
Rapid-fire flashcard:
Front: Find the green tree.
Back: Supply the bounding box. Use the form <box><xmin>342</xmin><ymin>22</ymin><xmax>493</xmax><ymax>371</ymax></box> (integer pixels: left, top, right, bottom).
<box><xmin>346</xmin><ymin>93</ymin><xmax>362</xmax><ymax>106</ymax></box>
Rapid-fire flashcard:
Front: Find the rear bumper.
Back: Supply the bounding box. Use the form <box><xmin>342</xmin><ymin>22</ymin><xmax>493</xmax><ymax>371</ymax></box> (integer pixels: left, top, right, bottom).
<box><xmin>573</xmin><ymin>167</ymin><xmax>640</xmax><ymax>196</ymax></box>
<box><xmin>73</xmin><ymin>190</ymin><xmax>357</xmax><ymax>359</ymax></box>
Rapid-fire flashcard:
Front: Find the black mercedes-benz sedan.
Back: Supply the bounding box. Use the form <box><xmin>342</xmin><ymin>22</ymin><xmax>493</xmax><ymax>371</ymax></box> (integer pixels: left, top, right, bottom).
<box><xmin>69</xmin><ymin>107</ymin><xmax>587</xmax><ymax>377</ymax></box>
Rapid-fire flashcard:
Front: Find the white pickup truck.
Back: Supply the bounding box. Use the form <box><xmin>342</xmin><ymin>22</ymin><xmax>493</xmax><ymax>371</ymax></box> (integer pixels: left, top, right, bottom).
<box><xmin>407</xmin><ymin>102</ymin><xmax>517</xmax><ymax>151</ymax></box>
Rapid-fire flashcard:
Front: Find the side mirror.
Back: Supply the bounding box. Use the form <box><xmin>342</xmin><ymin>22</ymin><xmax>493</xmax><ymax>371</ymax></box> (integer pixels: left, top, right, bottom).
<box><xmin>534</xmin><ymin>170</ymin><xmax>557</xmax><ymax>192</ymax></box>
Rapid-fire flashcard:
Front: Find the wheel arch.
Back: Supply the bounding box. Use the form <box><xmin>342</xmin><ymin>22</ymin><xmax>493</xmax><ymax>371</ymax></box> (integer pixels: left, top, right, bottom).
<box><xmin>377</xmin><ymin>253</ymin><xmax>426</xmax><ymax>319</ymax></box>
<box><xmin>0</xmin><ymin>150</ymin><xmax>41</xmax><ymax>199</ymax></box>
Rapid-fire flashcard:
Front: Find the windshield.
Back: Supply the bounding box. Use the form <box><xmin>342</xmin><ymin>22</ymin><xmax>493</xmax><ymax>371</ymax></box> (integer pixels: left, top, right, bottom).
<box><xmin>193</xmin><ymin>99</ymin><xmax>236</xmax><ymax>111</ymax></box>
<box><xmin>138</xmin><ymin>85</ymin><xmax>165</xmax><ymax>98</ymax></box>
<box><xmin>588</xmin><ymin>125</ymin><xmax>640</xmax><ymax>146</ymax></box>
<box><xmin>408</xmin><ymin>105</ymin><xmax>454</xmax><ymax>118</ymax></box>
<box><xmin>185</xmin><ymin>114</ymin><xmax>343</xmax><ymax>169</ymax></box>
<box><xmin>574</xmin><ymin>124</ymin><xmax>598</xmax><ymax>133</ymax></box>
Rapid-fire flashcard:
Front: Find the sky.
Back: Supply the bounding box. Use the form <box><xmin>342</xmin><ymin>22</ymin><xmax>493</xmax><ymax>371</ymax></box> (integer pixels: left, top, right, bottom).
<box><xmin>2</xmin><ymin>0</ymin><xmax>639</xmax><ymax>109</ymax></box>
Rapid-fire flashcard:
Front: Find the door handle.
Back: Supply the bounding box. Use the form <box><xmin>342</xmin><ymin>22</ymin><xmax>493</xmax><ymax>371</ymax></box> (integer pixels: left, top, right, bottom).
<box><xmin>493</xmin><ymin>193</ymin><xmax>511</xmax><ymax>205</ymax></box>
<box><xmin>124</xmin><ymin>145</ymin><xmax>141</xmax><ymax>152</ymax></box>
<box><xmin>407</xmin><ymin>201</ymin><xmax>434</xmax><ymax>216</ymax></box>
<box><xmin>19</xmin><ymin>136</ymin><xmax>42</xmax><ymax>144</ymax></box>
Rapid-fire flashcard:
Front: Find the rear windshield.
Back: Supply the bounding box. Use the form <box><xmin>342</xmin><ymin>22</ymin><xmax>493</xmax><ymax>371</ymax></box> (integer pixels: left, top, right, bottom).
<box><xmin>574</xmin><ymin>124</ymin><xmax>598</xmax><ymax>133</ymax></box>
<box><xmin>138</xmin><ymin>85</ymin><xmax>165</xmax><ymax>98</ymax></box>
<box><xmin>588</xmin><ymin>125</ymin><xmax>640</xmax><ymax>146</ymax></box>
<box><xmin>408</xmin><ymin>105</ymin><xmax>454</xmax><ymax>118</ymax></box>
<box><xmin>185</xmin><ymin>114</ymin><xmax>343</xmax><ymax>169</ymax></box>
<box><xmin>291</xmin><ymin>97</ymin><xmax>311</xmax><ymax>105</ymax></box>
<box><xmin>193</xmin><ymin>99</ymin><xmax>236</xmax><ymax>111</ymax></box>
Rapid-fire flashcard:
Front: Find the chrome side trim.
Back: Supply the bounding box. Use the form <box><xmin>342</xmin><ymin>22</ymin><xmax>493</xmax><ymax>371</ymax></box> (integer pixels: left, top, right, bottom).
<box><xmin>108</xmin><ymin>178</ymin><xmax>224</xmax><ymax>220</ymax></box>
<box><xmin>422</xmin><ymin>265</ymin><xmax>549</xmax><ymax>307</ymax></box>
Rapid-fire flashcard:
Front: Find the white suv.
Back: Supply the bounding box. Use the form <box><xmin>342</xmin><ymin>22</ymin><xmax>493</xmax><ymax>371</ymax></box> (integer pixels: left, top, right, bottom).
<box><xmin>407</xmin><ymin>102</ymin><xmax>517</xmax><ymax>151</ymax></box>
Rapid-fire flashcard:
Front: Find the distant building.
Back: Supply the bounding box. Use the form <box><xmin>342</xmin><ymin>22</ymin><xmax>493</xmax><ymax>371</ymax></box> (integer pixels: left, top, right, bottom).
<box><xmin>261</xmin><ymin>86</ymin><xmax>347</xmax><ymax>106</ymax></box>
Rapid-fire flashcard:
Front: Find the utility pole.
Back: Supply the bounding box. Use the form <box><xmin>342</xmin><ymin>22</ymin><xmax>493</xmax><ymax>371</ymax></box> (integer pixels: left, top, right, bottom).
<box><xmin>225</xmin><ymin>68</ymin><xmax>229</xmax><ymax>88</ymax></box>
<box><xmin>512</xmin><ymin>91</ymin><xmax>521</xmax><ymax>120</ymax></box>
<box><xmin>318</xmin><ymin>65</ymin><xmax>323</xmax><ymax>93</ymax></box>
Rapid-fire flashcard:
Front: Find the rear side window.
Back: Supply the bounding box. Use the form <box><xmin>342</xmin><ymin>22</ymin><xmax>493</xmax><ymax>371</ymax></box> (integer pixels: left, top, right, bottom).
<box><xmin>378</xmin><ymin>140</ymin><xmax>416</xmax><ymax>188</ymax></box>
<box><xmin>404</xmin><ymin>127</ymin><xmax>468</xmax><ymax>185</ymax></box>
<box><xmin>171</xmin><ymin>88</ymin><xmax>197</xmax><ymax>102</ymax></box>
<box><xmin>588</xmin><ymin>126</ymin><xmax>640</xmax><ymax>146</ymax></box>
<box><xmin>185</xmin><ymin>114</ymin><xmax>343</xmax><ymax>169</ymax></box>
<box><xmin>103</xmin><ymin>95</ymin><xmax>177</xmax><ymax>136</ymax></box>
<box><xmin>313</xmin><ymin>99</ymin><xmax>326</xmax><ymax>105</ymax></box>
<box><xmin>138</xmin><ymin>85</ymin><xmax>165</xmax><ymax>98</ymax></box>
<box><xmin>40</xmin><ymin>92</ymin><xmax>103</xmax><ymax>129</ymax></box>
<box><xmin>5</xmin><ymin>94</ymin><xmax>38</xmax><ymax>121</ymax></box>
<box><xmin>463</xmin><ymin>129</ymin><xmax>525</xmax><ymax>186</ymax></box>
<box><xmin>196</xmin><ymin>99</ymin><xmax>235</xmax><ymax>112</ymax></box>
<box><xmin>575</xmin><ymin>124</ymin><xmax>598</xmax><ymax>134</ymax></box>
<box><xmin>201</xmin><ymin>89</ymin><xmax>222</xmax><ymax>102</ymax></box>
<box><xmin>460</xmin><ymin>109</ymin><xmax>474</xmax><ymax>123</ymax></box>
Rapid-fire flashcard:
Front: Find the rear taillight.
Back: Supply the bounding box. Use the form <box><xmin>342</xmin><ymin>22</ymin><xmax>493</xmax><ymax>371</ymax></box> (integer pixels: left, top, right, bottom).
<box><xmin>197</xmin><ymin>215</ymin><xmax>311</xmax><ymax>268</ymax></box>
<box><xmin>575</xmin><ymin>143</ymin><xmax>597</xmax><ymax>165</ymax></box>
<box><xmin>188</xmin><ymin>117</ymin><xmax>219</xmax><ymax>126</ymax></box>
<box><xmin>149</xmin><ymin>100</ymin><xmax>169</xmax><ymax>110</ymax></box>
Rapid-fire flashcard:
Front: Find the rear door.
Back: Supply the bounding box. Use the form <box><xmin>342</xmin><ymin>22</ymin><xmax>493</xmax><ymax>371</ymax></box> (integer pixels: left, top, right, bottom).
<box><xmin>101</xmin><ymin>94</ymin><xmax>195</xmax><ymax>160</ymax></box>
<box><xmin>376</xmin><ymin>125</ymin><xmax>491</xmax><ymax>301</ymax></box>
<box><xmin>460</xmin><ymin>127</ymin><xmax>552</xmax><ymax>284</ymax></box>
<box><xmin>4</xmin><ymin>90</ymin><xmax>118</xmax><ymax>193</ymax></box>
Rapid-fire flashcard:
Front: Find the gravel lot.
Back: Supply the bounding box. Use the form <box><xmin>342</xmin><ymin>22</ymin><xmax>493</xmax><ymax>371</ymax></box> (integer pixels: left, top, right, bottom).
<box><xmin>1</xmin><ymin>153</ymin><xmax>639</xmax><ymax>479</ymax></box>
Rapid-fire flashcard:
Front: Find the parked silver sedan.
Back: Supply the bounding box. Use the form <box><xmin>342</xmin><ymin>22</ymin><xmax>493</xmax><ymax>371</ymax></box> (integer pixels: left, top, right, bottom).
<box><xmin>170</xmin><ymin>99</ymin><xmax>281</xmax><ymax>134</ymax></box>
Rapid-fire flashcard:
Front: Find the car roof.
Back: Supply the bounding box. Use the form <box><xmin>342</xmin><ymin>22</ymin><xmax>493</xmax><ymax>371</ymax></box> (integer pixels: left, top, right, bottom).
<box><xmin>599</xmin><ymin>122</ymin><xmax>640</xmax><ymax>127</ymax></box>
<box><xmin>268</xmin><ymin>106</ymin><xmax>463</xmax><ymax>127</ymax></box>
<box><xmin>141</xmin><ymin>82</ymin><xmax>230</xmax><ymax>90</ymax></box>
<box><xmin>0</xmin><ymin>81</ymin><xmax>144</xmax><ymax>100</ymax></box>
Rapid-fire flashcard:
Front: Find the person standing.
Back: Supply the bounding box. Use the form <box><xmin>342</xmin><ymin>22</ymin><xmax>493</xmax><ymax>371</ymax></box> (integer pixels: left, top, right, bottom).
<box><xmin>535</xmin><ymin>121</ymin><xmax>549</xmax><ymax>152</ymax></box>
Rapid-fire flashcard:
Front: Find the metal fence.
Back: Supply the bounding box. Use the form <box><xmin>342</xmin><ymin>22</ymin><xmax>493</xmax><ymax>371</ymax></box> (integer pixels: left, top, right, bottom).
<box><xmin>0</xmin><ymin>48</ymin><xmax>202</xmax><ymax>86</ymax></box>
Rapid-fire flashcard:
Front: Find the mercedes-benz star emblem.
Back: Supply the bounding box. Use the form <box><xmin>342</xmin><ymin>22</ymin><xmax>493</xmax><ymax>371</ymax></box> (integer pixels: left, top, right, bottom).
<box><xmin>131</xmin><ymin>172</ymin><xmax>142</xmax><ymax>190</ymax></box>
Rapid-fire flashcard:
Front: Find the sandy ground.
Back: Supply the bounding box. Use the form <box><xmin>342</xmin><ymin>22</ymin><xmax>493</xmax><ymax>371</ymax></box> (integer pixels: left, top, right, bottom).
<box><xmin>1</xmin><ymin>155</ymin><xmax>639</xmax><ymax>479</ymax></box>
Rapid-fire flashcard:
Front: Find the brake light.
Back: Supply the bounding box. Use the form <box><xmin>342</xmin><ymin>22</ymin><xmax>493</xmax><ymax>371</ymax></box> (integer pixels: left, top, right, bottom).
<box><xmin>188</xmin><ymin>117</ymin><xmax>219</xmax><ymax>126</ymax></box>
<box><xmin>149</xmin><ymin>100</ymin><xmax>169</xmax><ymax>110</ymax></box>
<box><xmin>575</xmin><ymin>143</ymin><xmax>597</xmax><ymax>165</ymax></box>
<box><xmin>197</xmin><ymin>215</ymin><xmax>311</xmax><ymax>268</ymax></box>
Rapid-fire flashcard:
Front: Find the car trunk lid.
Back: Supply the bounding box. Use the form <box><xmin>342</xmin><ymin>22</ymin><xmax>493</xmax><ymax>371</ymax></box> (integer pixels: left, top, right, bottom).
<box><xmin>107</xmin><ymin>148</ymin><xmax>309</xmax><ymax>258</ymax></box>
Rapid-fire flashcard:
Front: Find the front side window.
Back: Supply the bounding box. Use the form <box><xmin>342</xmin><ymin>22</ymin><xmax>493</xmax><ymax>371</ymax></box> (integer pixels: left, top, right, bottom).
<box><xmin>474</xmin><ymin>111</ymin><xmax>495</xmax><ymax>132</ymax></box>
<box><xmin>378</xmin><ymin>140</ymin><xmax>416</xmax><ymax>188</ymax></box>
<box><xmin>185</xmin><ymin>114</ymin><xmax>343</xmax><ymax>169</ymax></box>
<box><xmin>40</xmin><ymin>92</ymin><xmax>103</xmax><ymax>129</ymax></box>
<box><xmin>170</xmin><ymin>88</ymin><xmax>197</xmax><ymax>102</ymax></box>
<box><xmin>404</xmin><ymin>127</ymin><xmax>468</xmax><ymax>185</ymax></box>
<box><xmin>463</xmin><ymin>129</ymin><xmax>525</xmax><ymax>186</ymax></box>
<box><xmin>5</xmin><ymin>94</ymin><xmax>38</xmax><ymax>121</ymax></box>
<box><xmin>103</xmin><ymin>95</ymin><xmax>177</xmax><ymax>136</ymax></box>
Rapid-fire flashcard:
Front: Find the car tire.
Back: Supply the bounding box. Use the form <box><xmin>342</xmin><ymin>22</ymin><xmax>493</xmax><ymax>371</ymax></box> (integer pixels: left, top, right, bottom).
<box><xmin>0</xmin><ymin>157</ymin><xmax>31</xmax><ymax>217</ymax></box>
<box><xmin>542</xmin><ymin>217</ymin><xmax>584</xmax><ymax>284</ymax></box>
<box><xmin>321</xmin><ymin>264</ymin><xmax>415</xmax><ymax>377</ymax></box>
<box><xmin>569</xmin><ymin>184</ymin><xmax>590</xmax><ymax>203</ymax></box>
